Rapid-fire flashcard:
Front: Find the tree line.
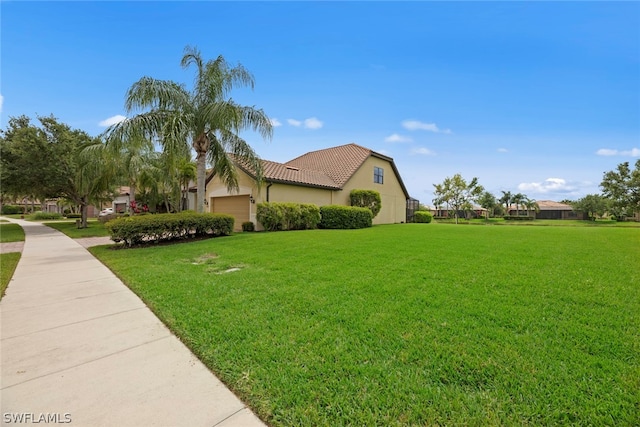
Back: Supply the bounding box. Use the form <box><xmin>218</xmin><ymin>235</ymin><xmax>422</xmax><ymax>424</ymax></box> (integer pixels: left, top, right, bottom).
<box><xmin>431</xmin><ymin>161</ymin><xmax>640</xmax><ymax>223</ymax></box>
<box><xmin>0</xmin><ymin>46</ymin><xmax>272</xmax><ymax>228</ymax></box>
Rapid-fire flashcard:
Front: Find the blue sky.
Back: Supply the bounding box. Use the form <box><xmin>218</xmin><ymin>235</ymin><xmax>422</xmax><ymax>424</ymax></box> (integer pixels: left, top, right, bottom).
<box><xmin>2</xmin><ymin>1</ymin><xmax>639</xmax><ymax>205</ymax></box>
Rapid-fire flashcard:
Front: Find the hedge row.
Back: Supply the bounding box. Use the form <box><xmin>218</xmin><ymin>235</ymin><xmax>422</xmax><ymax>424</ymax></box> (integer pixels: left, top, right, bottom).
<box><xmin>106</xmin><ymin>212</ymin><xmax>234</xmax><ymax>247</ymax></box>
<box><xmin>33</xmin><ymin>212</ymin><xmax>63</xmax><ymax>220</ymax></box>
<box><xmin>256</xmin><ymin>202</ymin><xmax>321</xmax><ymax>231</ymax></box>
<box><xmin>319</xmin><ymin>205</ymin><xmax>373</xmax><ymax>229</ymax></box>
<box><xmin>503</xmin><ymin>216</ymin><xmax>534</xmax><ymax>221</ymax></box>
<box><xmin>414</xmin><ymin>211</ymin><xmax>433</xmax><ymax>223</ymax></box>
<box><xmin>1</xmin><ymin>205</ymin><xmax>22</xmax><ymax>215</ymax></box>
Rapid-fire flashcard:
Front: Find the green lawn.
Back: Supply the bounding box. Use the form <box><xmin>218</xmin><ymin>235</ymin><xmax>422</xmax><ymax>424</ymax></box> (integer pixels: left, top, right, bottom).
<box><xmin>0</xmin><ymin>223</ymin><xmax>25</xmax><ymax>243</ymax></box>
<box><xmin>44</xmin><ymin>220</ymin><xmax>110</xmax><ymax>238</ymax></box>
<box><xmin>0</xmin><ymin>252</ymin><xmax>21</xmax><ymax>299</ymax></box>
<box><xmin>91</xmin><ymin>224</ymin><xmax>640</xmax><ymax>426</ymax></box>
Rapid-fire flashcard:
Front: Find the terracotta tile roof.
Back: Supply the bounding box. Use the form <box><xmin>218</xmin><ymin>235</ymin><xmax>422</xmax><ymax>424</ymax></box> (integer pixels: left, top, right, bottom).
<box><xmin>259</xmin><ymin>159</ymin><xmax>340</xmax><ymax>189</ymax></box>
<box><xmin>285</xmin><ymin>143</ymin><xmax>373</xmax><ymax>187</ymax></box>
<box><xmin>211</xmin><ymin>143</ymin><xmax>410</xmax><ymax>197</ymax></box>
<box><xmin>536</xmin><ymin>200</ymin><xmax>573</xmax><ymax>210</ymax></box>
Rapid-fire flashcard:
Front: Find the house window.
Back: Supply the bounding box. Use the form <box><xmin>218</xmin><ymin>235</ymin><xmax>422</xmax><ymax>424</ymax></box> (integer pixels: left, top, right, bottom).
<box><xmin>374</xmin><ymin>167</ymin><xmax>384</xmax><ymax>184</ymax></box>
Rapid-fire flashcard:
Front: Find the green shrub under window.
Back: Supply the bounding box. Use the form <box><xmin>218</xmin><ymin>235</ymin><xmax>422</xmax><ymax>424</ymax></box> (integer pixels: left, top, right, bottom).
<box><xmin>106</xmin><ymin>212</ymin><xmax>234</xmax><ymax>247</ymax></box>
<box><xmin>319</xmin><ymin>205</ymin><xmax>373</xmax><ymax>229</ymax></box>
<box><xmin>350</xmin><ymin>189</ymin><xmax>382</xmax><ymax>218</ymax></box>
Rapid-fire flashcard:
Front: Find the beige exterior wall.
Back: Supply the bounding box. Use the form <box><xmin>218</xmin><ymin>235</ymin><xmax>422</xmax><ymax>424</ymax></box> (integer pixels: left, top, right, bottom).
<box><xmin>205</xmin><ymin>156</ymin><xmax>408</xmax><ymax>230</ymax></box>
<box><xmin>341</xmin><ymin>157</ymin><xmax>407</xmax><ymax>225</ymax></box>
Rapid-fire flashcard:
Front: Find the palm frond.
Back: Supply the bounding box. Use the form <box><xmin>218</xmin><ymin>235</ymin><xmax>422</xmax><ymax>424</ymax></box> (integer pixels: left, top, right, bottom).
<box><xmin>125</xmin><ymin>77</ymin><xmax>191</xmax><ymax>113</ymax></box>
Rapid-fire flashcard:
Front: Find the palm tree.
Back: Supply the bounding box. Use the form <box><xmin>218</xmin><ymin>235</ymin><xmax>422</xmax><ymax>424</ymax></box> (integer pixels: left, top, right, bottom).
<box><xmin>523</xmin><ymin>197</ymin><xmax>539</xmax><ymax>218</ymax></box>
<box><xmin>104</xmin><ymin>46</ymin><xmax>273</xmax><ymax>213</ymax></box>
<box><xmin>176</xmin><ymin>157</ymin><xmax>196</xmax><ymax>211</ymax></box>
<box><xmin>511</xmin><ymin>193</ymin><xmax>526</xmax><ymax>216</ymax></box>
<box><xmin>500</xmin><ymin>191</ymin><xmax>512</xmax><ymax>215</ymax></box>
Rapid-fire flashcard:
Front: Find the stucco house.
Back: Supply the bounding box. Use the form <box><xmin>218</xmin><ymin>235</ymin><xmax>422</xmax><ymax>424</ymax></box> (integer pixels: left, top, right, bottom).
<box><xmin>516</xmin><ymin>200</ymin><xmax>587</xmax><ymax>220</ymax></box>
<box><xmin>205</xmin><ymin>143</ymin><xmax>411</xmax><ymax>230</ymax></box>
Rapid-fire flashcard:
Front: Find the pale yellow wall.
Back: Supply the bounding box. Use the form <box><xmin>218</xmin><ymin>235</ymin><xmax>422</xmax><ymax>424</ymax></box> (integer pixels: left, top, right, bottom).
<box><xmin>266</xmin><ymin>183</ymin><xmax>333</xmax><ymax>205</ymax></box>
<box><xmin>341</xmin><ymin>157</ymin><xmax>407</xmax><ymax>224</ymax></box>
<box><xmin>205</xmin><ymin>156</ymin><xmax>408</xmax><ymax>228</ymax></box>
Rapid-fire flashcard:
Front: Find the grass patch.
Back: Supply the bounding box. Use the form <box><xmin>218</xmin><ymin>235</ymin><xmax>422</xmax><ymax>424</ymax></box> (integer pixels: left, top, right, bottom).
<box><xmin>91</xmin><ymin>224</ymin><xmax>640</xmax><ymax>426</ymax></box>
<box><xmin>44</xmin><ymin>220</ymin><xmax>110</xmax><ymax>238</ymax></box>
<box><xmin>0</xmin><ymin>223</ymin><xmax>25</xmax><ymax>243</ymax></box>
<box><xmin>0</xmin><ymin>252</ymin><xmax>21</xmax><ymax>299</ymax></box>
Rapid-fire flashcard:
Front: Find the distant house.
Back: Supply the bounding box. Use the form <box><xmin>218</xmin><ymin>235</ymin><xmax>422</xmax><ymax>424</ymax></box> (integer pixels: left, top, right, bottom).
<box><xmin>518</xmin><ymin>200</ymin><xmax>587</xmax><ymax>220</ymax></box>
<box><xmin>205</xmin><ymin>143</ymin><xmax>411</xmax><ymax>230</ymax></box>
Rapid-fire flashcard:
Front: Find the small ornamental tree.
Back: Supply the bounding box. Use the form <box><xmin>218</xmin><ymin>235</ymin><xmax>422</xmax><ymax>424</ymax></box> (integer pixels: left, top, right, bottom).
<box><xmin>350</xmin><ymin>189</ymin><xmax>382</xmax><ymax>218</ymax></box>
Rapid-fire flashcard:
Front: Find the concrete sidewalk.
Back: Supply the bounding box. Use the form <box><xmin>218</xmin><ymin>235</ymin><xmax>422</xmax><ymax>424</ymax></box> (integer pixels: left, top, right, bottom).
<box><xmin>1</xmin><ymin>219</ymin><xmax>266</xmax><ymax>427</ymax></box>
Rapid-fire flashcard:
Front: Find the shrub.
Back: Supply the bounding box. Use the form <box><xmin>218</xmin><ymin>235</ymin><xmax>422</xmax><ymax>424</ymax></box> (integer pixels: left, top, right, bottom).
<box><xmin>414</xmin><ymin>211</ymin><xmax>433</xmax><ymax>223</ymax></box>
<box><xmin>319</xmin><ymin>205</ymin><xmax>373</xmax><ymax>229</ymax></box>
<box><xmin>242</xmin><ymin>221</ymin><xmax>255</xmax><ymax>232</ymax></box>
<box><xmin>350</xmin><ymin>189</ymin><xmax>382</xmax><ymax>218</ymax></box>
<box><xmin>106</xmin><ymin>212</ymin><xmax>234</xmax><ymax>247</ymax></box>
<box><xmin>503</xmin><ymin>216</ymin><xmax>534</xmax><ymax>221</ymax></box>
<box><xmin>65</xmin><ymin>213</ymin><xmax>82</xmax><ymax>219</ymax></box>
<box><xmin>1</xmin><ymin>205</ymin><xmax>22</xmax><ymax>215</ymax></box>
<box><xmin>256</xmin><ymin>202</ymin><xmax>321</xmax><ymax>231</ymax></box>
<box><xmin>33</xmin><ymin>212</ymin><xmax>63</xmax><ymax>220</ymax></box>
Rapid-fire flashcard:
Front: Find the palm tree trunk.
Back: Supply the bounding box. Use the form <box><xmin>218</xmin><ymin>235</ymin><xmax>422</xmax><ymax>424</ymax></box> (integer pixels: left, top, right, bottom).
<box><xmin>193</xmin><ymin>134</ymin><xmax>210</xmax><ymax>214</ymax></box>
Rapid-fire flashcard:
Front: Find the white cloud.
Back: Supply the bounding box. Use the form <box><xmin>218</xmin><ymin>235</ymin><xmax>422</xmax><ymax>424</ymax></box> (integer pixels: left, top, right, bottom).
<box><xmin>518</xmin><ymin>178</ymin><xmax>576</xmax><ymax>194</ymax></box>
<box><xmin>596</xmin><ymin>148</ymin><xmax>640</xmax><ymax>157</ymax></box>
<box><xmin>99</xmin><ymin>115</ymin><xmax>127</xmax><ymax>127</ymax></box>
<box><xmin>287</xmin><ymin>117</ymin><xmax>323</xmax><ymax>129</ymax></box>
<box><xmin>412</xmin><ymin>147</ymin><xmax>436</xmax><ymax>156</ymax></box>
<box><xmin>304</xmin><ymin>117</ymin><xmax>323</xmax><ymax>129</ymax></box>
<box><xmin>385</xmin><ymin>133</ymin><xmax>412</xmax><ymax>143</ymax></box>
<box><xmin>497</xmin><ymin>148</ymin><xmax>508</xmax><ymax>153</ymax></box>
<box><xmin>270</xmin><ymin>118</ymin><xmax>282</xmax><ymax>127</ymax></box>
<box><xmin>402</xmin><ymin>120</ymin><xmax>451</xmax><ymax>134</ymax></box>
<box><xmin>0</xmin><ymin>94</ymin><xmax>3</xmax><ymax>113</ymax></box>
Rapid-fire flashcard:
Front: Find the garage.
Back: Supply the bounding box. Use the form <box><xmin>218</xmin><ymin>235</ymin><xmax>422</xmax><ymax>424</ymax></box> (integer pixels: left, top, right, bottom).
<box><xmin>210</xmin><ymin>195</ymin><xmax>250</xmax><ymax>231</ymax></box>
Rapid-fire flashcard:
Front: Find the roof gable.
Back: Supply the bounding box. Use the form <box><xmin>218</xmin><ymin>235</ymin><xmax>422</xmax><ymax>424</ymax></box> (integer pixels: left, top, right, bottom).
<box><xmin>209</xmin><ymin>143</ymin><xmax>410</xmax><ymax>198</ymax></box>
<box><xmin>286</xmin><ymin>143</ymin><xmax>372</xmax><ymax>187</ymax></box>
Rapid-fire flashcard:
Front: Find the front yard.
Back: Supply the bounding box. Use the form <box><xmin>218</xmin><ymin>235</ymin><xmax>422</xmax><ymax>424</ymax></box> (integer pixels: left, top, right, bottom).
<box><xmin>90</xmin><ymin>224</ymin><xmax>639</xmax><ymax>426</ymax></box>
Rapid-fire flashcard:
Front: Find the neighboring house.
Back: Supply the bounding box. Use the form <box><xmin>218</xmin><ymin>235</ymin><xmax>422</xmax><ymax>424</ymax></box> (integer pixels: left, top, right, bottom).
<box><xmin>519</xmin><ymin>200</ymin><xmax>587</xmax><ymax>220</ymax></box>
<box><xmin>432</xmin><ymin>206</ymin><xmax>487</xmax><ymax>219</ymax></box>
<box><xmin>111</xmin><ymin>186</ymin><xmax>131</xmax><ymax>214</ymax></box>
<box><xmin>205</xmin><ymin>143</ymin><xmax>411</xmax><ymax>231</ymax></box>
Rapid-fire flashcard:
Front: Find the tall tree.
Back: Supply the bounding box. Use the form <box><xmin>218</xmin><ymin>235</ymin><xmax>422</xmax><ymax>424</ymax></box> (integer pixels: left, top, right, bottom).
<box><xmin>572</xmin><ymin>194</ymin><xmax>608</xmax><ymax>221</ymax></box>
<box><xmin>478</xmin><ymin>191</ymin><xmax>497</xmax><ymax>219</ymax></box>
<box><xmin>104</xmin><ymin>45</ymin><xmax>273</xmax><ymax>213</ymax></box>
<box><xmin>433</xmin><ymin>174</ymin><xmax>484</xmax><ymax>224</ymax></box>
<box><xmin>0</xmin><ymin>115</ymin><xmax>113</xmax><ymax>227</ymax></box>
<box><xmin>600</xmin><ymin>160</ymin><xmax>640</xmax><ymax>219</ymax></box>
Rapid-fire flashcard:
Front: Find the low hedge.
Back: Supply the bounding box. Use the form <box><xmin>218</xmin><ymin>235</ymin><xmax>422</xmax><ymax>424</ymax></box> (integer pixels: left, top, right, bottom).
<box><xmin>319</xmin><ymin>205</ymin><xmax>373</xmax><ymax>229</ymax></box>
<box><xmin>65</xmin><ymin>213</ymin><xmax>82</xmax><ymax>219</ymax></box>
<box><xmin>33</xmin><ymin>212</ymin><xmax>63</xmax><ymax>220</ymax></box>
<box><xmin>256</xmin><ymin>202</ymin><xmax>321</xmax><ymax>231</ymax></box>
<box><xmin>414</xmin><ymin>211</ymin><xmax>433</xmax><ymax>223</ymax></box>
<box><xmin>1</xmin><ymin>205</ymin><xmax>22</xmax><ymax>215</ymax></box>
<box><xmin>503</xmin><ymin>216</ymin><xmax>534</xmax><ymax>221</ymax></box>
<box><xmin>106</xmin><ymin>212</ymin><xmax>234</xmax><ymax>247</ymax></box>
